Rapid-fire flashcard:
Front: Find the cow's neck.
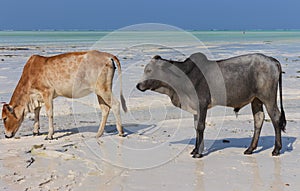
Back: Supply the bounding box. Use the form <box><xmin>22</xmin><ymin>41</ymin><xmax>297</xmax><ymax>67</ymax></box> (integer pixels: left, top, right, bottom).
<box><xmin>170</xmin><ymin>60</ymin><xmax>184</xmax><ymax>69</ymax></box>
<box><xmin>9</xmin><ymin>75</ymin><xmax>30</xmax><ymax>118</ymax></box>
<box><xmin>155</xmin><ymin>86</ymin><xmax>181</xmax><ymax>108</ymax></box>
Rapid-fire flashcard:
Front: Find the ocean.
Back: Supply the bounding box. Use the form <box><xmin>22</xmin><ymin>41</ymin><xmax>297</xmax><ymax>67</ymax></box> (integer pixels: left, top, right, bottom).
<box><xmin>1</xmin><ymin>30</ymin><xmax>300</xmax><ymax>58</ymax></box>
<box><xmin>1</xmin><ymin>30</ymin><xmax>300</xmax><ymax>44</ymax></box>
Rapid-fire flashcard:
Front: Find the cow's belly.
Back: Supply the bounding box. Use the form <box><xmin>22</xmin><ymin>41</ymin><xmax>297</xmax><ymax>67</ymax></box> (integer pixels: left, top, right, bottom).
<box><xmin>71</xmin><ymin>88</ymin><xmax>93</xmax><ymax>98</ymax></box>
<box><xmin>225</xmin><ymin>93</ymin><xmax>255</xmax><ymax>109</ymax></box>
<box><xmin>221</xmin><ymin>75</ymin><xmax>256</xmax><ymax>108</ymax></box>
<box><xmin>54</xmin><ymin>85</ymin><xmax>93</xmax><ymax>99</ymax></box>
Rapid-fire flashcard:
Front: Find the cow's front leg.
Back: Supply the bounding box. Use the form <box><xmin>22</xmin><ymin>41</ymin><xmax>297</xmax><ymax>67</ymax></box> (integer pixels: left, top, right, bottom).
<box><xmin>192</xmin><ymin>106</ymin><xmax>207</xmax><ymax>158</ymax></box>
<box><xmin>33</xmin><ymin>107</ymin><xmax>41</xmax><ymax>136</ymax></box>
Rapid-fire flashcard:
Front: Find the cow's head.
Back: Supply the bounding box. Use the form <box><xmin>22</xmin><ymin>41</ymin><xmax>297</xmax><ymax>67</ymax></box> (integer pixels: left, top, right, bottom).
<box><xmin>136</xmin><ymin>55</ymin><xmax>174</xmax><ymax>93</ymax></box>
<box><xmin>2</xmin><ymin>104</ymin><xmax>24</xmax><ymax>138</ymax></box>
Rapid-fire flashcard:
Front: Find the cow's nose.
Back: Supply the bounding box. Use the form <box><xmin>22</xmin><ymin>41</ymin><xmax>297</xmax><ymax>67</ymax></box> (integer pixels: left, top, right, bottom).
<box><xmin>136</xmin><ymin>82</ymin><xmax>147</xmax><ymax>92</ymax></box>
<box><xmin>5</xmin><ymin>134</ymin><xmax>13</xmax><ymax>139</ymax></box>
<box><xmin>136</xmin><ymin>83</ymin><xmax>146</xmax><ymax>92</ymax></box>
<box><xmin>136</xmin><ymin>83</ymin><xmax>141</xmax><ymax>91</ymax></box>
<box><xmin>4</xmin><ymin>132</ymin><xmax>14</xmax><ymax>139</ymax></box>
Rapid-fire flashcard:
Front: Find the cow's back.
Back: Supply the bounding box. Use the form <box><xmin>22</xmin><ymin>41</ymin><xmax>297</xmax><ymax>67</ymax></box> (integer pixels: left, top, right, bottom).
<box><xmin>27</xmin><ymin>50</ymin><xmax>115</xmax><ymax>98</ymax></box>
<box><xmin>216</xmin><ymin>53</ymin><xmax>281</xmax><ymax>108</ymax></box>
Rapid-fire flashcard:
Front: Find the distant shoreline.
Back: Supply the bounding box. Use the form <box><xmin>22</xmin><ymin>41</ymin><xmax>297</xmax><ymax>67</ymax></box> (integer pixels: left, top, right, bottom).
<box><xmin>1</xmin><ymin>29</ymin><xmax>300</xmax><ymax>32</ymax></box>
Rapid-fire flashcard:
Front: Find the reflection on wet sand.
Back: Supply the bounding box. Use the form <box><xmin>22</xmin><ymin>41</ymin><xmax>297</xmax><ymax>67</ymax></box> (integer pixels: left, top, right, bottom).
<box><xmin>248</xmin><ymin>156</ymin><xmax>263</xmax><ymax>191</ymax></box>
<box><xmin>272</xmin><ymin>157</ymin><xmax>284</xmax><ymax>191</ymax></box>
<box><xmin>247</xmin><ymin>156</ymin><xmax>284</xmax><ymax>191</ymax></box>
<box><xmin>194</xmin><ymin>160</ymin><xmax>205</xmax><ymax>191</ymax></box>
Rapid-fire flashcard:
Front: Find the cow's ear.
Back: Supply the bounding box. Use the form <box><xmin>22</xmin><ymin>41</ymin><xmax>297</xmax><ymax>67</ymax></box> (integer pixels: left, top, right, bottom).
<box><xmin>3</xmin><ymin>104</ymin><xmax>14</xmax><ymax>114</ymax></box>
<box><xmin>153</xmin><ymin>55</ymin><xmax>161</xmax><ymax>60</ymax></box>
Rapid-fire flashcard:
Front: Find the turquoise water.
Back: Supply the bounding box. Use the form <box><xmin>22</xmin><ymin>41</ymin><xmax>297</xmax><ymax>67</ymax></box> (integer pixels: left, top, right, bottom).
<box><xmin>1</xmin><ymin>30</ymin><xmax>300</xmax><ymax>46</ymax></box>
<box><xmin>0</xmin><ymin>31</ymin><xmax>107</xmax><ymax>45</ymax></box>
<box><xmin>192</xmin><ymin>31</ymin><xmax>300</xmax><ymax>43</ymax></box>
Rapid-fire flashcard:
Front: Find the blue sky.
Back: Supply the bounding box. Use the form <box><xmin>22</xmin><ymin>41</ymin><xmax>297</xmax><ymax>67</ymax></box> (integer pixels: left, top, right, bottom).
<box><xmin>0</xmin><ymin>0</ymin><xmax>299</xmax><ymax>30</ymax></box>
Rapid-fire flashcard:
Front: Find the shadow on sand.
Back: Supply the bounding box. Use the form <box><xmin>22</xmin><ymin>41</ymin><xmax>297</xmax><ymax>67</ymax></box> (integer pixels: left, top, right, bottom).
<box><xmin>171</xmin><ymin>136</ymin><xmax>296</xmax><ymax>156</ymax></box>
<box><xmin>21</xmin><ymin>123</ymin><xmax>297</xmax><ymax>157</ymax></box>
<box><xmin>23</xmin><ymin>123</ymin><xmax>156</xmax><ymax>139</ymax></box>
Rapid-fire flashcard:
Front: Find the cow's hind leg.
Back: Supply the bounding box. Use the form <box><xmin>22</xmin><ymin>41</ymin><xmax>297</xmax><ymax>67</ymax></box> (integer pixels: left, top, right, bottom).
<box><xmin>33</xmin><ymin>107</ymin><xmax>41</xmax><ymax>136</ymax></box>
<box><xmin>264</xmin><ymin>101</ymin><xmax>282</xmax><ymax>156</ymax></box>
<box><xmin>244</xmin><ymin>98</ymin><xmax>265</xmax><ymax>155</ymax></box>
<box><xmin>43</xmin><ymin>91</ymin><xmax>54</xmax><ymax>140</ymax></box>
<box><xmin>96</xmin><ymin>96</ymin><xmax>110</xmax><ymax>138</ymax></box>
<box><xmin>111</xmin><ymin>95</ymin><xmax>124</xmax><ymax>137</ymax></box>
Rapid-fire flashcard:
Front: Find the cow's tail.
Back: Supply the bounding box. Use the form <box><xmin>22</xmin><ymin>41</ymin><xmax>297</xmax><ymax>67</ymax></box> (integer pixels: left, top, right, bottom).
<box><xmin>277</xmin><ymin>61</ymin><xmax>286</xmax><ymax>132</ymax></box>
<box><xmin>111</xmin><ymin>56</ymin><xmax>128</xmax><ymax>112</ymax></box>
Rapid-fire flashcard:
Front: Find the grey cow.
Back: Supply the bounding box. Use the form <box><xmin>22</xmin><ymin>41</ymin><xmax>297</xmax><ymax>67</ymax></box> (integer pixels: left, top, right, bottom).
<box><xmin>136</xmin><ymin>53</ymin><xmax>286</xmax><ymax>158</ymax></box>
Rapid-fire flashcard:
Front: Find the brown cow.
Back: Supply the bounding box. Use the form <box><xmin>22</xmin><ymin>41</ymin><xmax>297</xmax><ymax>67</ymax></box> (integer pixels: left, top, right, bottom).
<box><xmin>2</xmin><ymin>50</ymin><xmax>127</xmax><ymax>140</ymax></box>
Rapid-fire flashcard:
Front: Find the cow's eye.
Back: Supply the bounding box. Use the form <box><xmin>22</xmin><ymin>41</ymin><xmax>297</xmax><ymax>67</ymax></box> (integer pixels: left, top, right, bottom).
<box><xmin>3</xmin><ymin>117</ymin><xmax>7</xmax><ymax>123</ymax></box>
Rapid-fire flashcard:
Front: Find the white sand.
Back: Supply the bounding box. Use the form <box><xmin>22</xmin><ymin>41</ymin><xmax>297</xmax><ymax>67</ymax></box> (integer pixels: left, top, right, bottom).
<box><xmin>1</xmin><ymin>40</ymin><xmax>300</xmax><ymax>190</ymax></box>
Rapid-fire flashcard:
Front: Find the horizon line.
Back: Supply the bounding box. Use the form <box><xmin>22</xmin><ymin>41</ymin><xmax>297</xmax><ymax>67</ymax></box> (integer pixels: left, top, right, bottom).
<box><xmin>1</xmin><ymin>28</ymin><xmax>300</xmax><ymax>32</ymax></box>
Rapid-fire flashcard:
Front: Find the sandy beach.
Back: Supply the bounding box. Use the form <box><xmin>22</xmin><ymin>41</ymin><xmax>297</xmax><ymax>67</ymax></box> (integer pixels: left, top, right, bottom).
<box><xmin>0</xmin><ymin>30</ymin><xmax>300</xmax><ymax>191</ymax></box>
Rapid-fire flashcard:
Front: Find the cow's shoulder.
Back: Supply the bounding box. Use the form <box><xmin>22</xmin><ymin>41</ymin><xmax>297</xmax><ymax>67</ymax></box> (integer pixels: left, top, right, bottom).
<box><xmin>22</xmin><ymin>55</ymin><xmax>45</xmax><ymax>72</ymax></box>
<box><xmin>26</xmin><ymin>54</ymin><xmax>44</xmax><ymax>65</ymax></box>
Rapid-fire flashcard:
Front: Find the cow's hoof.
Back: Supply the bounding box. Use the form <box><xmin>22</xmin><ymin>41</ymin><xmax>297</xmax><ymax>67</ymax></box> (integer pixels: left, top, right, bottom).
<box><xmin>272</xmin><ymin>150</ymin><xmax>280</xmax><ymax>156</ymax></box>
<box><xmin>244</xmin><ymin>148</ymin><xmax>253</xmax><ymax>155</ymax></box>
<box><xmin>190</xmin><ymin>148</ymin><xmax>197</xmax><ymax>155</ymax></box>
<box><xmin>33</xmin><ymin>132</ymin><xmax>40</xmax><ymax>136</ymax></box>
<box><xmin>192</xmin><ymin>153</ymin><xmax>203</xmax><ymax>158</ymax></box>
<box><xmin>44</xmin><ymin>136</ymin><xmax>53</xmax><ymax>140</ymax></box>
<box><xmin>118</xmin><ymin>133</ymin><xmax>125</xmax><ymax>137</ymax></box>
<box><xmin>95</xmin><ymin>130</ymin><xmax>104</xmax><ymax>138</ymax></box>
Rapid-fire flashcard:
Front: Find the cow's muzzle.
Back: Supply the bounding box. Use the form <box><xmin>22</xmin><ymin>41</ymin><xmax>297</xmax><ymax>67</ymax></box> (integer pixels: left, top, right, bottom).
<box><xmin>136</xmin><ymin>83</ymin><xmax>146</xmax><ymax>92</ymax></box>
<box><xmin>5</xmin><ymin>134</ymin><xmax>14</xmax><ymax>139</ymax></box>
<box><xmin>4</xmin><ymin>132</ymin><xmax>14</xmax><ymax>139</ymax></box>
